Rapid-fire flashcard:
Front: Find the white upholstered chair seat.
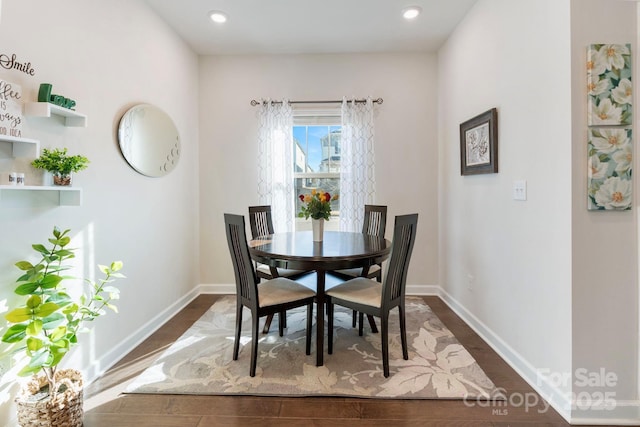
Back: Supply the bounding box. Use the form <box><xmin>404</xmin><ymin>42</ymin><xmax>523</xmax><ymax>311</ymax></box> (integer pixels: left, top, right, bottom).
<box><xmin>259</xmin><ymin>277</ymin><xmax>316</xmax><ymax>307</ymax></box>
<box><xmin>326</xmin><ymin>277</ymin><xmax>382</xmax><ymax>309</ymax></box>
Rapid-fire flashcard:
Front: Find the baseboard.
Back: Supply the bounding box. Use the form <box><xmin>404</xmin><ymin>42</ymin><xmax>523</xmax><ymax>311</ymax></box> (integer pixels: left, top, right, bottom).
<box><xmin>437</xmin><ymin>287</ymin><xmax>640</xmax><ymax>426</ymax></box>
<box><xmin>569</xmin><ymin>400</ymin><xmax>640</xmax><ymax>425</ymax></box>
<box><xmin>199</xmin><ymin>283</ymin><xmax>235</xmax><ymax>294</ymax></box>
<box><xmin>81</xmin><ymin>286</ymin><xmax>201</xmax><ymax>385</ymax></box>
<box><xmin>406</xmin><ymin>284</ymin><xmax>441</xmax><ymax>295</ymax></box>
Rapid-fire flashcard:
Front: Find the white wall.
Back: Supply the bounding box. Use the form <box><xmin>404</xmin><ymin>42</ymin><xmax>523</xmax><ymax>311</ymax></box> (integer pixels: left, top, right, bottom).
<box><xmin>440</xmin><ymin>0</ymin><xmax>640</xmax><ymax>424</ymax></box>
<box><xmin>438</xmin><ymin>0</ymin><xmax>574</xmax><ymax>417</ymax></box>
<box><xmin>199</xmin><ymin>53</ymin><xmax>439</xmax><ymax>290</ymax></box>
<box><xmin>0</xmin><ymin>0</ymin><xmax>199</xmax><ymax>424</ymax></box>
<box><xmin>570</xmin><ymin>0</ymin><xmax>639</xmax><ymax>423</ymax></box>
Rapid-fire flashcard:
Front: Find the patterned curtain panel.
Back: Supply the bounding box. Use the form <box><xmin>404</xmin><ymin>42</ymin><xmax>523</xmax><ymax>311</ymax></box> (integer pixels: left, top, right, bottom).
<box><xmin>340</xmin><ymin>97</ymin><xmax>376</xmax><ymax>232</ymax></box>
<box><xmin>257</xmin><ymin>100</ymin><xmax>295</xmax><ymax>232</ymax></box>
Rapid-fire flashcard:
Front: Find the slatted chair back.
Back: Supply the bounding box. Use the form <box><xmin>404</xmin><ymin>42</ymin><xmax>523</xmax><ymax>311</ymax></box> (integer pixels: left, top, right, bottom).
<box><xmin>362</xmin><ymin>205</ymin><xmax>387</xmax><ymax>238</ymax></box>
<box><xmin>249</xmin><ymin>205</ymin><xmax>275</xmax><ymax>239</ymax></box>
<box><xmin>382</xmin><ymin>214</ymin><xmax>418</xmax><ymax>307</ymax></box>
<box><xmin>224</xmin><ymin>213</ymin><xmax>259</xmax><ymax>306</ymax></box>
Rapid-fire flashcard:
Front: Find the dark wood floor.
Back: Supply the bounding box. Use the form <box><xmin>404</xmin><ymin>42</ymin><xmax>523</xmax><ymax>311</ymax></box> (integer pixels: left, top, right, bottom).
<box><xmin>83</xmin><ymin>294</ymin><xmax>580</xmax><ymax>427</ymax></box>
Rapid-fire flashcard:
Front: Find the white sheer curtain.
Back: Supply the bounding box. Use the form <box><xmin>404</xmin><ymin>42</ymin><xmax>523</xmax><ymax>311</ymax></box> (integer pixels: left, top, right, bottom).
<box><xmin>340</xmin><ymin>97</ymin><xmax>376</xmax><ymax>232</ymax></box>
<box><xmin>257</xmin><ymin>100</ymin><xmax>295</xmax><ymax>232</ymax></box>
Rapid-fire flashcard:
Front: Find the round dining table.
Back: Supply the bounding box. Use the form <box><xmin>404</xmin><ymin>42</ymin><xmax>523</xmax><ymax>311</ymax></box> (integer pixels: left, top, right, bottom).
<box><xmin>248</xmin><ymin>230</ymin><xmax>391</xmax><ymax>366</ymax></box>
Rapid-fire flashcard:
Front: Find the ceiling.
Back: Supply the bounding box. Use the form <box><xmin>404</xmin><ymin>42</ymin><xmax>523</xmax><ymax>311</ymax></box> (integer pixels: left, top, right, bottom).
<box><xmin>144</xmin><ymin>0</ymin><xmax>478</xmax><ymax>55</ymax></box>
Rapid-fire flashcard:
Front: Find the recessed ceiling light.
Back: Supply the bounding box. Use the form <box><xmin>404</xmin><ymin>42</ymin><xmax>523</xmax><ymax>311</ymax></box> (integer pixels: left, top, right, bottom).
<box><xmin>402</xmin><ymin>6</ymin><xmax>422</xmax><ymax>20</ymax></box>
<box><xmin>209</xmin><ymin>10</ymin><xmax>227</xmax><ymax>24</ymax></box>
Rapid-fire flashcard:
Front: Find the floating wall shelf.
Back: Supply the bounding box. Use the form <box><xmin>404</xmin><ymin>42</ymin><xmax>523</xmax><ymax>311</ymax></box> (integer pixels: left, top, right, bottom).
<box><xmin>0</xmin><ymin>185</ymin><xmax>82</xmax><ymax>206</ymax></box>
<box><xmin>24</xmin><ymin>102</ymin><xmax>87</xmax><ymax>127</ymax></box>
<box><xmin>0</xmin><ymin>135</ymin><xmax>40</xmax><ymax>158</ymax></box>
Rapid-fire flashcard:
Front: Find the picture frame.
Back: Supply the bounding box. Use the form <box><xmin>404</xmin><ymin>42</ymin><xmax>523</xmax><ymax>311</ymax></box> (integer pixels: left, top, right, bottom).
<box><xmin>460</xmin><ymin>108</ymin><xmax>498</xmax><ymax>175</ymax></box>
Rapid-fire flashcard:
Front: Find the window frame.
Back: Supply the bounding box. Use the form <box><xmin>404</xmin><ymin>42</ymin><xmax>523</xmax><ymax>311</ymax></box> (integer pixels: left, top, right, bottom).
<box><xmin>292</xmin><ymin>108</ymin><xmax>342</xmax><ymax>230</ymax></box>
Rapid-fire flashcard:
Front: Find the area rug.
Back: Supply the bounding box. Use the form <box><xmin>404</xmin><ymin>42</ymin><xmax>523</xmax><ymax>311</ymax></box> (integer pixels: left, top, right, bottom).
<box><xmin>125</xmin><ymin>296</ymin><xmax>501</xmax><ymax>399</ymax></box>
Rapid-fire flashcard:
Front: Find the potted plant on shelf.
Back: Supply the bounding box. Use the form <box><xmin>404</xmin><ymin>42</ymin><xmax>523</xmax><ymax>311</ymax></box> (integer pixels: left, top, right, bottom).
<box><xmin>31</xmin><ymin>148</ymin><xmax>90</xmax><ymax>186</ymax></box>
<box><xmin>2</xmin><ymin>226</ymin><xmax>124</xmax><ymax>427</ymax></box>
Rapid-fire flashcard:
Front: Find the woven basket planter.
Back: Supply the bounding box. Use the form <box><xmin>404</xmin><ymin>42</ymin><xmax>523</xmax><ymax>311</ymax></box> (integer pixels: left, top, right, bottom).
<box><xmin>16</xmin><ymin>369</ymin><xmax>83</xmax><ymax>427</ymax></box>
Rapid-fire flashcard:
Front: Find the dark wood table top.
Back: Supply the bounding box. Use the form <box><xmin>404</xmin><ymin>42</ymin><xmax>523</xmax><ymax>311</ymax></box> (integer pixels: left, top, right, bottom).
<box><xmin>248</xmin><ymin>231</ymin><xmax>391</xmax><ymax>271</ymax></box>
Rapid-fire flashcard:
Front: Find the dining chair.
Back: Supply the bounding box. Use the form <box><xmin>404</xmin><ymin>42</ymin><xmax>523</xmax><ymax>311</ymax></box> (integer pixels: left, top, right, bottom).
<box><xmin>330</xmin><ymin>205</ymin><xmax>387</xmax><ymax>330</ymax></box>
<box><xmin>326</xmin><ymin>213</ymin><xmax>418</xmax><ymax>377</ymax></box>
<box><xmin>249</xmin><ymin>205</ymin><xmax>311</xmax><ymax>281</ymax></box>
<box><xmin>224</xmin><ymin>213</ymin><xmax>316</xmax><ymax>377</ymax></box>
<box><xmin>249</xmin><ymin>205</ymin><xmax>313</xmax><ymax>333</ymax></box>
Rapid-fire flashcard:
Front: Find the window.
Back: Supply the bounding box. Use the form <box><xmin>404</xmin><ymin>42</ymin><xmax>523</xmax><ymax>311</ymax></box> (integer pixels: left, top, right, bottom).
<box><xmin>293</xmin><ymin>112</ymin><xmax>341</xmax><ymax>231</ymax></box>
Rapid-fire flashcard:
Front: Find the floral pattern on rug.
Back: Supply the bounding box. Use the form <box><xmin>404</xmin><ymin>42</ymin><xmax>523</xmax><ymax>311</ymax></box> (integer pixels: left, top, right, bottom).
<box><xmin>125</xmin><ymin>296</ymin><xmax>501</xmax><ymax>399</ymax></box>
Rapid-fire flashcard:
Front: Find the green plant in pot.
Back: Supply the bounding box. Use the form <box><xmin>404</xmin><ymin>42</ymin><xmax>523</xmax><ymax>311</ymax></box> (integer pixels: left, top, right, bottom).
<box><xmin>1</xmin><ymin>227</ymin><xmax>124</xmax><ymax>427</ymax></box>
<box><xmin>31</xmin><ymin>148</ymin><xmax>90</xmax><ymax>186</ymax></box>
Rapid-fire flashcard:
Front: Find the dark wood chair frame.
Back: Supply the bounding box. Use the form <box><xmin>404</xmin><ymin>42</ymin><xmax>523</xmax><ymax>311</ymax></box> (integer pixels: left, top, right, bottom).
<box><xmin>330</xmin><ymin>205</ymin><xmax>388</xmax><ymax>332</ymax></box>
<box><xmin>249</xmin><ymin>205</ymin><xmax>313</xmax><ymax>333</ymax></box>
<box><xmin>327</xmin><ymin>213</ymin><xmax>418</xmax><ymax>377</ymax></box>
<box><xmin>225</xmin><ymin>213</ymin><xmax>315</xmax><ymax>377</ymax></box>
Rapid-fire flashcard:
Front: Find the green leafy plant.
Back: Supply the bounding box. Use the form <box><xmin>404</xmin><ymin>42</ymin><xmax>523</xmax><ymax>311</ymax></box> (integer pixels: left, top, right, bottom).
<box><xmin>297</xmin><ymin>189</ymin><xmax>339</xmax><ymax>220</ymax></box>
<box><xmin>31</xmin><ymin>148</ymin><xmax>90</xmax><ymax>177</ymax></box>
<box><xmin>1</xmin><ymin>227</ymin><xmax>124</xmax><ymax>396</ymax></box>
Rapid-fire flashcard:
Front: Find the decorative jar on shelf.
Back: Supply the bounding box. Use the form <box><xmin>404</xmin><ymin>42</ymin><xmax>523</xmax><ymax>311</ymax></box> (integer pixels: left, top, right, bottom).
<box><xmin>53</xmin><ymin>173</ymin><xmax>72</xmax><ymax>186</ymax></box>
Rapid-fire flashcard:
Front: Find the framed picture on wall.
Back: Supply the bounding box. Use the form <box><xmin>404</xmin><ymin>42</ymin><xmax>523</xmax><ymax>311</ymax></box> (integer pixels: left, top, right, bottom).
<box><xmin>460</xmin><ymin>108</ymin><xmax>498</xmax><ymax>175</ymax></box>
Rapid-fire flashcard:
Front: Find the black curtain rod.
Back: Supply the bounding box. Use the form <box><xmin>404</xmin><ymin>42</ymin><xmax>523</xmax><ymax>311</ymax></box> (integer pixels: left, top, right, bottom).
<box><xmin>250</xmin><ymin>98</ymin><xmax>383</xmax><ymax>106</ymax></box>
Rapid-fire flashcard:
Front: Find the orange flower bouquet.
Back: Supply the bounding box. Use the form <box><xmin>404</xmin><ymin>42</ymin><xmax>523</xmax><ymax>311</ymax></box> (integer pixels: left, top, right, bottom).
<box><xmin>297</xmin><ymin>189</ymin><xmax>338</xmax><ymax>220</ymax></box>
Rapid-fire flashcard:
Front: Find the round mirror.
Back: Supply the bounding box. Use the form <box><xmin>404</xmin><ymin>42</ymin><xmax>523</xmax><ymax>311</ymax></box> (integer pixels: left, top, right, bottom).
<box><xmin>117</xmin><ymin>104</ymin><xmax>181</xmax><ymax>177</ymax></box>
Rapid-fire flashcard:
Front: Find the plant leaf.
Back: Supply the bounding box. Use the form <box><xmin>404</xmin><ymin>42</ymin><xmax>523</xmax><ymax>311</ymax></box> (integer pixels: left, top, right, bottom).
<box><xmin>31</xmin><ymin>244</ymin><xmax>49</xmax><ymax>255</ymax></box>
<box><xmin>40</xmin><ymin>274</ymin><xmax>63</xmax><ymax>289</ymax></box>
<box><xmin>15</xmin><ymin>282</ymin><xmax>40</xmax><ymax>295</ymax></box>
<box><xmin>47</xmin><ymin>292</ymin><xmax>72</xmax><ymax>307</ymax></box>
<box><xmin>2</xmin><ymin>324</ymin><xmax>27</xmax><ymax>343</ymax></box>
<box><xmin>26</xmin><ymin>295</ymin><xmax>42</xmax><ymax>309</ymax></box>
<box><xmin>6</xmin><ymin>307</ymin><xmax>33</xmax><ymax>323</ymax></box>
<box><xmin>49</xmin><ymin>326</ymin><xmax>67</xmax><ymax>342</ymax></box>
<box><xmin>102</xmin><ymin>286</ymin><xmax>120</xmax><ymax>294</ymax></box>
<box><xmin>26</xmin><ymin>337</ymin><xmax>43</xmax><ymax>352</ymax></box>
<box><xmin>27</xmin><ymin>348</ymin><xmax>49</xmax><ymax>368</ymax></box>
<box><xmin>62</xmin><ymin>303</ymin><xmax>79</xmax><ymax>316</ymax></box>
<box><xmin>36</xmin><ymin>302</ymin><xmax>60</xmax><ymax>318</ymax></box>
<box><xmin>41</xmin><ymin>312</ymin><xmax>65</xmax><ymax>330</ymax></box>
<box><xmin>15</xmin><ymin>261</ymin><xmax>34</xmax><ymax>270</ymax></box>
<box><xmin>49</xmin><ymin>345</ymin><xmax>68</xmax><ymax>367</ymax></box>
<box><xmin>54</xmin><ymin>249</ymin><xmax>74</xmax><ymax>258</ymax></box>
<box><xmin>18</xmin><ymin>364</ymin><xmax>41</xmax><ymax>377</ymax></box>
<box><xmin>26</xmin><ymin>319</ymin><xmax>43</xmax><ymax>336</ymax></box>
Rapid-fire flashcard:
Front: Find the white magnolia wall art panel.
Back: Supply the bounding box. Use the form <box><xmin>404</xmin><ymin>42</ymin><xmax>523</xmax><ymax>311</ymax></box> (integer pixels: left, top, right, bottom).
<box><xmin>587</xmin><ymin>127</ymin><xmax>632</xmax><ymax>211</ymax></box>
<box><xmin>587</xmin><ymin>44</ymin><xmax>632</xmax><ymax>126</ymax></box>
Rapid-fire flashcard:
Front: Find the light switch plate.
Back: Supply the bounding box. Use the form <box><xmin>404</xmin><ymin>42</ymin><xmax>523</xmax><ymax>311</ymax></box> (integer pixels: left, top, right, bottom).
<box><xmin>513</xmin><ymin>180</ymin><xmax>527</xmax><ymax>201</ymax></box>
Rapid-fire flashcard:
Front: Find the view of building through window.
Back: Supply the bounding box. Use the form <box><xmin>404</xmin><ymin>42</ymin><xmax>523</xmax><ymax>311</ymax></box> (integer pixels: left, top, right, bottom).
<box><xmin>293</xmin><ymin>124</ymin><xmax>341</xmax><ymax>230</ymax></box>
